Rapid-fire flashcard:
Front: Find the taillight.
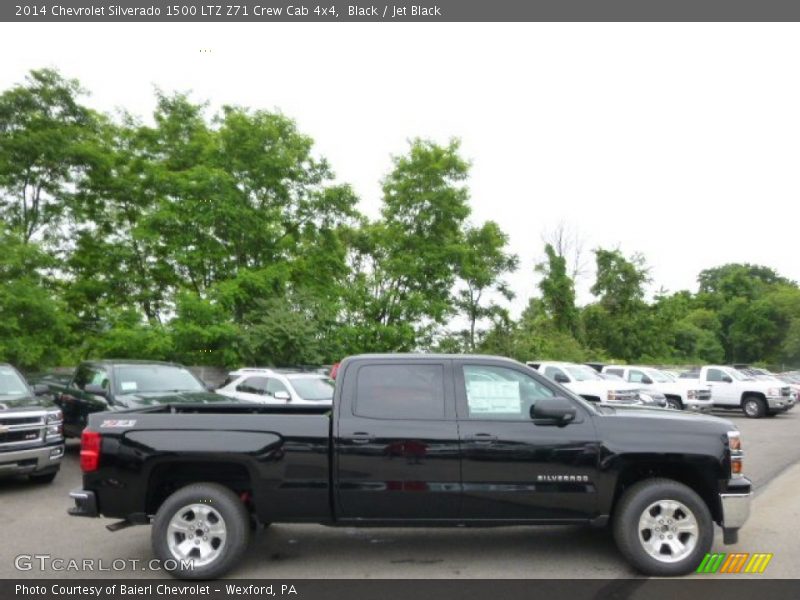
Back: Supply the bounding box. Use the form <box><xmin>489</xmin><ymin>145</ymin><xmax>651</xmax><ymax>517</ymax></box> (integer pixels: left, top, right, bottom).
<box><xmin>727</xmin><ymin>431</ymin><xmax>743</xmax><ymax>478</ymax></box>
<box><xmin>80</xmin><ymin>430</ymin><xmax>102</xmax><ymax>472</ymax></box>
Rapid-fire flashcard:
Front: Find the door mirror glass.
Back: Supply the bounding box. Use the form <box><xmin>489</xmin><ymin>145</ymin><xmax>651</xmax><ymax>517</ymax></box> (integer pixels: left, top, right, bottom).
<box><xmin>554</xmin><ymin>373</ymin><xmax>570</xmax><ymax>384</ymax></box>
<box><xmin>722</xmin><ymin>375</ymin><xmax>733</xmax><ymax>383</ymax></box>
<box><xmin>641</xmin><ymin>376</ymin><xmax>653</xmax><ymax>385</ymax></box>
<box><xmin>530</xmin><ymin>397</ymin><xmax>577</xmax><ymax>425</ymax></box>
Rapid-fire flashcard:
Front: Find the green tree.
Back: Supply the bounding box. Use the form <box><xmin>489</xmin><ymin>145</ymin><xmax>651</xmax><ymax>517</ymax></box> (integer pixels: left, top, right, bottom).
<box><xmin>0</xmin><ymin>69</ymin><xmax>96</xmax><ymax>243</ymax></box>
<box><xmin>454</xmin><ymin>221</ymin><xmax>518</xmax><ymax>351</ymax></box>
<box><xmin>535</xmin><ymin>243</ymin><xmax>580</xmax><ymax>336</ymax></box>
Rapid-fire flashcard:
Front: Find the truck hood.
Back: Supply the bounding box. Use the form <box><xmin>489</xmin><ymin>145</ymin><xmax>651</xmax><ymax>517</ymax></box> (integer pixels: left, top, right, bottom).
<box><xmin>597</xmin><ymin>403</ymin><xmax>734</xmax><ymax>432</ymax></box>
<box><xmin>0</xmin><ymin>393</ymin><xmax>57</xmax><ymax>412</ymax></box>
<box><xmin>113</xmin><ymin>390</ymin><xmax>243</xmax><ymax>409</ymax></box>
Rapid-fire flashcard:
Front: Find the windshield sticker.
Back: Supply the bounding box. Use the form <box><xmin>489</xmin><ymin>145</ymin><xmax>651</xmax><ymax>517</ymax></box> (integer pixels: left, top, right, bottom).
<box><xmin>120</xmin><ymin>381</ymin><xmax>138</xmax><ymax>392</ymax></box>
<box><xmin>100</xmin><ymin>419</ymin><xmax>137</xmax><ymax>428</ymax></box>
<box><xmin>467</xmin><ymin>381</ymin><xmax>521</xmax><ymax>414</ymax></box>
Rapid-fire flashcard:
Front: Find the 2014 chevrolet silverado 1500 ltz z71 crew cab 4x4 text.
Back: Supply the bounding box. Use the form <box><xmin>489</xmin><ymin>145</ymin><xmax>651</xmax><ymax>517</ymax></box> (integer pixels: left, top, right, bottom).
<box><xmin>69</xmin><ymin>354</ymin><xmax>751</xmax><ymax>579</ymax></box>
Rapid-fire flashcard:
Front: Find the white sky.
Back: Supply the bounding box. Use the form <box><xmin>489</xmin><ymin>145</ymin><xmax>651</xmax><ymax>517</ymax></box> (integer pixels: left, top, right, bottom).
<box><xmin>2</xmin><ymin>23</ymin><xmax>800</xmax><ymax>315</ymax></box>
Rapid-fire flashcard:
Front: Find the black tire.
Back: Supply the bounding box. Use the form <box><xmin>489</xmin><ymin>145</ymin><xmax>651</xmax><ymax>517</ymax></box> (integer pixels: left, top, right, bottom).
<box><xmin>29</xmin><ymin>470</ymin><xmax>58</xmax><ymax>484</ymax></box>
<box><xmin>152</xmin><ymin>482</ymin><xmax>251</xmax><ymax>579</ymax></box>
<box><xmin>665</xmin><ymin>397</ymin><xmax>683</xmax><ymax>411</ymax></box>
<box><xmin>742</xmin><ymin>396</ymin><xmax>766</xmax><ymax>419</ymax></box>
<box><xmin>613</xmin><ymin>478</ymin><xmax>713</xmax><ymax>576</ymax></box>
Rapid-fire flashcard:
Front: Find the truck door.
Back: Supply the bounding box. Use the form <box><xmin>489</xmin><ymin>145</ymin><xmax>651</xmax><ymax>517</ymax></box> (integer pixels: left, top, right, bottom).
<box><xmin>705</xmin><ymin>368</ymin><xmax>737</xmax><ymax>405</ymax></box>
<box><xmin>455</xmin><ymin>359</ymin><xmax>600</xmax><ymax>521</ymax></box>
<box><xmin>334</xmin><ymin>359</ymin><xmax>461</xmax><ymax>521</ymax></box>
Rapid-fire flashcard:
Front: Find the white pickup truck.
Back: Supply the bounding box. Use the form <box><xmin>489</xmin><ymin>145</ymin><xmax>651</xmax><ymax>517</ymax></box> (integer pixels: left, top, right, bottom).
<box><xmin>601</xmin><ymin>365</ymin><xmax>713</xmax><ymax>412</ymax></box>
<box><xmin>528</xmin><ymin>361</ymin><xmax>643</xmax><ymax>405</ymax></box>
<box><xmin>679</xmin><ymin>365</ymin><xmax>796</xmax><ymax>418</ymax></box>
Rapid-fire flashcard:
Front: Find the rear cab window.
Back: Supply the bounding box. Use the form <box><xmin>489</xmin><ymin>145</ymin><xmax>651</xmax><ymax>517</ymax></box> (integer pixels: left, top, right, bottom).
<box><xmin>354</xmin><ymin>364</ymin><xmax>445</xmax><ymax>420</ymax></box>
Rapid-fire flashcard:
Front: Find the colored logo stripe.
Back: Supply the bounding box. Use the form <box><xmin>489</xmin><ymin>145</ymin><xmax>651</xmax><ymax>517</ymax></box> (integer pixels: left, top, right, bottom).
<box><xmin>697</xmin><ymin>553</ymin><xmax>773</xmax><ymax>574</ymax></box>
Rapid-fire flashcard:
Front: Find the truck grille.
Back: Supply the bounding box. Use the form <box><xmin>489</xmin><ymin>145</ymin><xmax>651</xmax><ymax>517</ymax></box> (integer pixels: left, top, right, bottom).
<box><xmin>0</xmin><ymin>412</ymin><xmax>46</xmax><ymax>450</ymax></box>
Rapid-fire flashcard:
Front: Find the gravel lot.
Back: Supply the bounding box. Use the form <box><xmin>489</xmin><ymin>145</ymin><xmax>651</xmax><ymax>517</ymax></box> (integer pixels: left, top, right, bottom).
<box><xmin>1</xmin><ymin>408</ymin><xmax>798</xmax><ymax>579</ymax></box>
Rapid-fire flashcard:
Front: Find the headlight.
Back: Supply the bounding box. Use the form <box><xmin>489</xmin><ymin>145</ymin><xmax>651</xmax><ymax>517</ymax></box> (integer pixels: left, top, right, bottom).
<box><xmin>687</xmin><ymin>390</ymin><xmax>696</xmax><ymax>399</ymax></box>
<box><xmin>767</xmin><ymin>388</ymin><xmax>780</xmax><ymax>396</ymax></box>
<box><xmin>727</xmin><ymin>431</ymin><xmax>744</xmax><ymax>478</ymax></box>
<box><xmin>45</xmin><ymin>410</ymin><xmax>63</xmax><ymax>441</ymax></box>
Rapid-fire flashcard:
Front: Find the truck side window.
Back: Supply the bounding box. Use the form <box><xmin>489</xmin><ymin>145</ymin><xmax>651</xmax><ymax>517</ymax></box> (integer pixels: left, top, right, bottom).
<box><xmin>463</xmin><ymin>365</ymin><xmax>555</xmax><ymax>420</ymax></box>
<box><xmin>238</xmin><ymin>376</ymin><xmax>269</xmax><ymax>394</ymax></box>
<box><xmin>74</xmin><ymin>365</ymin><xmax>109</xmax><ymax>391</ymax></box>
<box><xmin>355</xmin><ymin>364</ymin><xmax>445</xmax><ymax>420</ymax></box>
<box><xmin>629</xmin><ymin>370</ymin><xmax>646</xmax><ymax>383</ymax></box>
<box><xmin>544</xmin><ymin>366</ymin><xmax>568</xmax><ymax>382</ymax></box>
<box><xmin>706</xmin><ymin>369</ymin><xmax>724</xmax><ymax>382</ymax></box>
<box><xmin>266</xmin><ymin>378</ymin><xmax>290</xmax><ymax>397</ymax></box>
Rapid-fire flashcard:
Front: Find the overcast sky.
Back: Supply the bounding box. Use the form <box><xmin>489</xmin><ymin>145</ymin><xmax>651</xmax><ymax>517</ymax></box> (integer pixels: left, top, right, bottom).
<box><xmin>2</xmin><ymin>23</ymin><xmax>799</xmax><ymax>315</ymax></box>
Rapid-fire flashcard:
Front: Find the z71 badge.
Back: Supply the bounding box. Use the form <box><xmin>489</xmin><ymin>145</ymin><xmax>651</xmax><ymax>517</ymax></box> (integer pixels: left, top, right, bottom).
<box><xmin>100</xmin><ymin>419</ymin><xmax>137</xmax><ymax>428</ymax></box>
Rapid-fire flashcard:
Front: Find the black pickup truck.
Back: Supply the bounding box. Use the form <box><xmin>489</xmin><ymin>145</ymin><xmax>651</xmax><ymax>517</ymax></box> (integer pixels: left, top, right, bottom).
<box><xmin>69</xmin><ymin>354</ymin><xmax>751</xmax><ymax>578</ymax></box>
<box><xmin>0</xmin><ymin>364</ymin><xmax>65</xmax><ymax>483</ymax></box>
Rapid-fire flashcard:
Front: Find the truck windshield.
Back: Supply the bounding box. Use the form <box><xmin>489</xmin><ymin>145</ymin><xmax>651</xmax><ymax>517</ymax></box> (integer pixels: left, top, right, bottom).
<box><xmin>288</xmin><ymin>376</ymin><xmax>334</xmax><ymax>401</ymax></box>
<box><xmin>0</xmin><ymin>367</ymin><xmax>28</xmax><ymax>397</ymax></box>
<box><xmin>114</xmin><ymin>365</ymin><xmax>206</xmax><ymax>395</ymax></box>
<box><xmin>566</xmin><ymin>366</ymin><xmax>603</xmax><ymax>381</ymax></box>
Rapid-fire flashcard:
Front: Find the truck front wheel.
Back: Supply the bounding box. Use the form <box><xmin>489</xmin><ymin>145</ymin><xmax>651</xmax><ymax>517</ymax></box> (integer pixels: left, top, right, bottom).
<box><xmin>613</xmin><ymin>478</ymin><xmax>713</xmax><ymax>576</ymax></box>
<box><xmin>742</xmin><ymin>396</ymin><xmax>766</xmax><ymax>419</ymax></box>
<box><xmin>152</xmin><ymin>482</ymin><xmax>251</xmax><ymax>579</ymax></box>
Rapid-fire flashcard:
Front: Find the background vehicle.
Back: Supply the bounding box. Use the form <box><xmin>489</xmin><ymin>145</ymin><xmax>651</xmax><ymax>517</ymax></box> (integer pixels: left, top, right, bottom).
<box><xmin>0</xmin><ymin>364</ymin><xmax>64</xmax><ymax>484</ymax></box>
<box><xmin>216</xmin><ymin>368</ymin><xmax>334</xmax><ymax>405</ymax></box>
<box><xmin>44</xmin><ymin>360</ymin><xmax>239</xmax><ymax>437</ymax></box>
<box><xmin>70</xmin><ymin>354</ymin><xmax>750</xmax><ymax>579</ymax></box>
<box><xmin>528</xmin><ymin>361</ymin><xmax>643</xmax><ymax>405</ymax></box>
<box><xmin>601</xmin><ymin>365</ymin><xmax>713</xmax><ymax>411</ymax></box>
<box><xmin>679</xmin><ymin>365</ymin><xmax>795</xmax><ymax>418</ymax></box>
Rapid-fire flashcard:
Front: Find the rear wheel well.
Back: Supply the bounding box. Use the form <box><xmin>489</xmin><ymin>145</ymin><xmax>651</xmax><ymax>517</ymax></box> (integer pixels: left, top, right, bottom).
<box><xmin>664</xmin><ymin>395</ymin><xmax>683</xmax><ymax>408</ymax></box>
<box><xmin>611</xmin><ymin>462</ymin><xmax>721</xmax><ymax>524</ymax></box>
<box><xmin>146</xmin><ymin>461</ymin><xmax>253</xmax><ymax>516</ymax></box>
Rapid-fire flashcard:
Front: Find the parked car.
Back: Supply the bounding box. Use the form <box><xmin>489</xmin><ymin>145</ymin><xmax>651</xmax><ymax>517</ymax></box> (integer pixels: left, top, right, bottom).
<box><xmin>69</xmin><ymin>353</ymin><xmax>751</xmax><ymax>579</ymax></box>
<box><xmin>0</xmin><ymin>364</ymin><xmax>64</xmax><ymax>484</ymax></box>
<box><xmin>680</xmin><ymin>365</ymin><xmax>795</xmax><ymax>418</ymax></box>
<box><xmin>215</xmin><ymin>368</ymin><xmax>334</xmax><ymax>405</ymax></box>
<box><xmin>528</xmin><ymin>361</ymin><xmax>644</xmax><ymax>405</ymax></box>
<box><xmin>43</xmin><ymin>360</ymin><xmax>242</xmax><ymax>437</ymax></box>
<box><xmin>601</xmin><ymin>365</ymin><xmax>713</xmax><ymax>412</ymax></box>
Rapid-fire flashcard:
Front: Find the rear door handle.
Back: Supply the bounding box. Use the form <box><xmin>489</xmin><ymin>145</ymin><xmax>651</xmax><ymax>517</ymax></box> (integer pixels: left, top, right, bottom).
<box><xmin>350</xmin><ymin>432</ymin><xmax>374</xmax><ymax>444</ymax></box>
<box><xmin>465</xmin><ymin>434</ymin><xmax>497</xmax><ymax>444</ymax></box>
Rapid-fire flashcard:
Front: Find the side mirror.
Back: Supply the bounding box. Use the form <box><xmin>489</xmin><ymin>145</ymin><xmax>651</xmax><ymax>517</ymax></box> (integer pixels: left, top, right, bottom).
<box><xmin>32</xmin><ymin>384</ymin><xmax>50</xmax><ymax>396</ymax></box>
<box><xmin>273</xmin><ymin>390</ymin><xmax>291</xmax><ymax>401</ymax></box>
<box><xmin>531</xmin><ymin>397</ymin><xmax>577</xmax><ymax>426</ymax></box>
<box><xmin>641</xmin><ymin>376</ymin><xmax>653</xmax><ymax>385</ymax></box>
<box><xmin>84</xmin><ymin>383</ymin><xmax>109</xmax><ymax>399</ymax></box>
<box><xmin>722</xmin><ymin>376</ymin><xmax>733</xmax><ymax>383</ymax></box>
<box><xmin>554</xmin><ymin>373</ymin><xmax>570</xmax><ymax>384</ymax></box>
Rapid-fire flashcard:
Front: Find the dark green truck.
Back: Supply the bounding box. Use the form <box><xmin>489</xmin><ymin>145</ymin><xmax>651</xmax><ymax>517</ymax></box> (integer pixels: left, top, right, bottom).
<box><xmin>42</xmin><ymin>360</ymin><xmax>242</xmax><ymax>438</ymax></box>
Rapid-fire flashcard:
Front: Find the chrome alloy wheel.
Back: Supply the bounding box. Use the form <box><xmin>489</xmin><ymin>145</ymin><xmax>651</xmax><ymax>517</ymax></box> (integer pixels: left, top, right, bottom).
<box><xmin>637</xmin><ymin>499</ymin><xmax>699</xmax><ymax>563</ymax></box>
<box><xmin>744</xmin><ymin>399</ymin><xmax>760</xmax><ymax>417</ymax></box>
<box><xmin>166</xmin><ymin>503</ymin><xmax>227</xmax><ymax>567</ymax></box>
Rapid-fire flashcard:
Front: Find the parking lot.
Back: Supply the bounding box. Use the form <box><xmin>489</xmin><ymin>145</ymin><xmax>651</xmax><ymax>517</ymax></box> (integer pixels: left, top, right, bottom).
<box><xmin>2</xmin><ymin>409</ymin><xmax>799</xmax><ymax>579</ymax></box>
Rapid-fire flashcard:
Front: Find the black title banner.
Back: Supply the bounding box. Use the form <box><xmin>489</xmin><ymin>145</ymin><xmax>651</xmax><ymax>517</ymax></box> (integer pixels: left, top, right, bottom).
<box><xmin>6</xmin><ymin>0</ymin><xmax>800</xmax><ymax>22</ymax></box>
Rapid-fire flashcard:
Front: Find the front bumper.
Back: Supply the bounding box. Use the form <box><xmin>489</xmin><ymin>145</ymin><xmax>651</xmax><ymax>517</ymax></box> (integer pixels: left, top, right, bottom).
<box><xmin>685</xmin><ymin>401</ymin><xmax>714</xmax><ymax>412</ymax></box>
<box><xmin>68</xmin><ymin>488</ymin><xmax>99</xmax><ymax>517</ymax></box>
<box><xmin>0</xmin><ymin>443</ymin><xmax>64</xmax><ymax>477</ymax></box>
<box><xmin>719</xmin><ymin>477</ymin><xmax>751</xmax><ymax>544</ymax></box>
<box><xmin>766</xmin><ymin>395</ymin><xmax>795</xmax><ymax>411</ymax></box>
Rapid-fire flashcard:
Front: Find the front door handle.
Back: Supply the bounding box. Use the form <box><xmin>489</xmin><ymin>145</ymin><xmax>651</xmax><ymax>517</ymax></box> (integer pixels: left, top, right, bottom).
<box><xmin>465</xmin><ymin>433</ymin><xmax>497</xmax><ymax>444</ymax></box>
<box><xmin>350</xmin><ymin>432</ymin><xmax>374</xmax><ymax>444</ymax></box>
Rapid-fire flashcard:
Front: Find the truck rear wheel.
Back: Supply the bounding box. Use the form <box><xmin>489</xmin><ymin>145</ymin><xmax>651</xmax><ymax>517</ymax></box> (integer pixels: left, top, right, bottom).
<box><xmin>742</xmin><ymin>396</ymin><xmax>766</xmax><ymax>419</ymax></box>
<box><xmin>613</xmin><ymin>478</ymin><xmax>712</xmax><ymax>576</ymax></box>
<box><xmin>152</xmin><ymin>482</ymin><xmax>251</xmax><ymax>579</ymax></box>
